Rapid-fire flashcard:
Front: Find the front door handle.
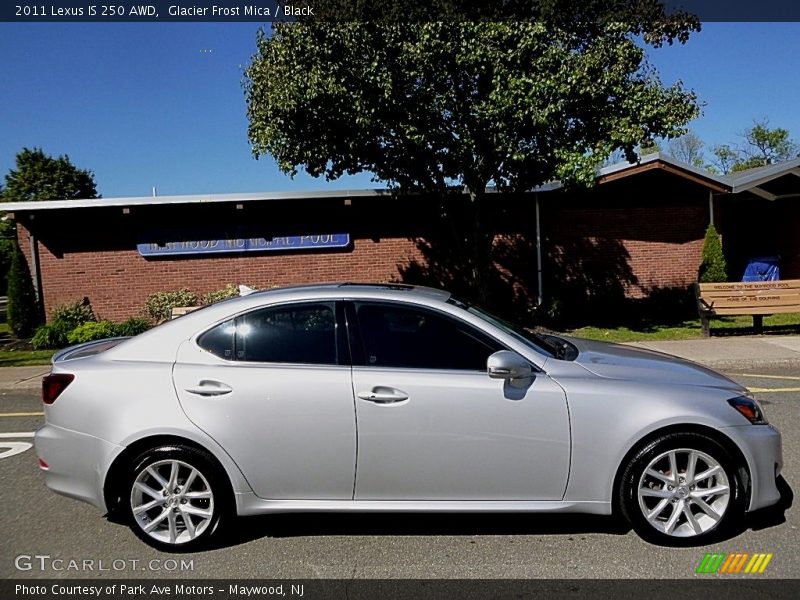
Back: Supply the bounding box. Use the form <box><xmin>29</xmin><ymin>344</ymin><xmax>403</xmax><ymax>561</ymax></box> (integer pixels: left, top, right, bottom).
<box><xmin>357</xmin><ymin>387</ymin><xmax>409</xmax><ymax>404</ymax></box>
<box><xmin>184</xmin><ymin>380</ymin><xmax>233</xmax><ymax>396</ymax></box>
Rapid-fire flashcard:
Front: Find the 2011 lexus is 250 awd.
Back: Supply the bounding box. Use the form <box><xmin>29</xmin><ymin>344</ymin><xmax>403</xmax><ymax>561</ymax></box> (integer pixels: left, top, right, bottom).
<box><xmin>35</xmin><ymin>283</ymin><xmax>783</xmax><ymax>549</ymax></box>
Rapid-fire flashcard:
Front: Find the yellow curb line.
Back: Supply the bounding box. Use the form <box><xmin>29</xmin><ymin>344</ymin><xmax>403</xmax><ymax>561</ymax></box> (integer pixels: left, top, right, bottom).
<box><xmin>0</xmin><ymin>412</ymin><xmax>44</xmax><ymax>417</ymax></box>
<box><xmin>748</xmin><ymin>387</ymin><xmax>800</xmax><ymax>393</ymax></box>
<box><xmin>728</xmin><ymin>373</ymin><xmax>800</xmax><ymax>381</ymax></box>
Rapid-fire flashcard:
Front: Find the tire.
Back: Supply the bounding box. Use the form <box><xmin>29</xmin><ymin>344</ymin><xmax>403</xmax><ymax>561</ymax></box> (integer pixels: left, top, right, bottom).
<box><xmin>618</xmin><ymin>432</ymin><xmax>746</xmax><ymax>546</ymax></box>
<box><xmin>123</xmin><ymin>444</ymin><xmax>231</xmax><ymax>551</ymax></box>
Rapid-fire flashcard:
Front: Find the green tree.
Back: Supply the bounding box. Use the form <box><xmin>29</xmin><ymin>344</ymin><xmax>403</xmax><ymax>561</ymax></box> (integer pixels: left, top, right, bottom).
<box><xmin>709</xmin><ymin>144</ymin><xmax>738</xmax><ymax>175</ymax></box>
<box><xmin>0</xmin><ymin>147</ymin><xmax>98</xmax><ymax>297</ymax></box>
<box><xmin>6</xmin><ymin>242</ymin><xmax>41</xmax><ymax>336</ymax></box>
<box><xmin>698</xmin><ymin>224</ymin><xmax>727</xmax><ymax>283</ymax></box>
<box><xmin>245</xmin><ymin>3</ymin><xmax>699</xmax><ymax>304</ymax></box>
<box><xmin>0</xmin><ymin>147</ymin><xmax>98</xmax><ymax>203</ymax></box>
<box><xmin>710</xmin><ymin>120</ymin><xmax>798</xmax><ymax>174</ymax></box>
<box><xmin>740</xmin><ymin>119</ymin><xmax>798</xmax><ymax>166</ymax></box>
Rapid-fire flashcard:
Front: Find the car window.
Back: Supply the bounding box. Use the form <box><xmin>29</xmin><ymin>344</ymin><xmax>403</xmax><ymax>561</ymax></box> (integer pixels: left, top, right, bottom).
<box><xmin>354</xmin><ymin>302</ymin><xmax>502</xmax><ymax>370</ymax></box>
<box><xmin>197</xmin><ymin>319</ymin><xmax>235</xmax><ymax>360</ymax></box>
<box><xmin>236</xmin><ymin>302</ymin><xmax>337</xmax><ymax>365</ymax></box>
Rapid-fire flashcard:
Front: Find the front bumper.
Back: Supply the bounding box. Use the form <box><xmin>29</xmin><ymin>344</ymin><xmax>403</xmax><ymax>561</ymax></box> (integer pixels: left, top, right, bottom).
<box><xmin>35</xmin><ymin>423</ymin><xmax>124</xmax><ymax>512</ymax></box>
<box><xmin>721</xmin><ymin>423</ymin><xmax>783</xmax><ymax>512</ymax></box>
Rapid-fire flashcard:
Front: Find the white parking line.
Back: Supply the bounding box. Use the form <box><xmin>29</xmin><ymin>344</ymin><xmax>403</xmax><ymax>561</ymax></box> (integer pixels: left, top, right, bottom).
<box><xmin>0</xmin><ymin>432</ymin><xmax>36</xmax><ymax>438</ymax></box>
<box><xmin>0</xmin><ymin>442</ymin><xmax>32</xmax><ymax>459</ymax></box>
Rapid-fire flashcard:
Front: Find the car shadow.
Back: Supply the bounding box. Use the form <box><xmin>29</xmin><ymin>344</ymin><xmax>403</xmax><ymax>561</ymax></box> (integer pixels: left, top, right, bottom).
<box><xmin>208</xmin><ymin>512</ymin><xmax>631</xmax><ymax>550</ymax></box>
<box><xmin>208</xmin><ymin>476</ymin><xmax>793</xmax><ymax>550</ymax></box>
<box><xmin>110</xmin><ymin>477</ymin><xmax>793</xmax><ymax>552</ymax></box>
<box><xmin>744</xmin><ymin>475</ymin><xmax>794</xmax><ymax>532</ymax></box>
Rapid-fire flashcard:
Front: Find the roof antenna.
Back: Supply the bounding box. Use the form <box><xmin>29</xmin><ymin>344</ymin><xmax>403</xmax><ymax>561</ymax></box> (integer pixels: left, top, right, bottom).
<box><xmin>152</xmin><ymin>186</ymin><xmax>157</xmax><ymax>197</ymax></box>
<box><xmin>239</xmin><ymin>285</ymin><xmax>256</xmax><ymax>296</ymax></box>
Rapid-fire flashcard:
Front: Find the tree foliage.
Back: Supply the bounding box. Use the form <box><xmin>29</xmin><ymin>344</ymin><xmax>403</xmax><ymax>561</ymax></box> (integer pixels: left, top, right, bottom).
<box><xmin>709</xmin><ymin>144</ymin><xmax>738</xmax><ymax>175</ymax></box>
<box><xmin>698</xmin><ymin>224</ymin><xmax>727</xmax><ymax>283</ymax></box>
<box><xmin>708</xmin><ymin>120</ymin><xmax>798</xmax><ymax>174</ymax></box>
<box><xmin>245</xmin><ymin>3</ymin><xmax>700</xmax><ymax>304</ymax></box>
<box><xmin>740</xmin><ymin>119</ymin><xmax>798</xmax><ymax>165</ymax></box>
<box><xmin>0</xmin><ymin>147</ymin><xmax>98</xmax><ymax>203</ymax></box>
<box><xmin>246</xmin><ymin>19</ymin><xmax>698</xmax><ymax>192</ymax></box>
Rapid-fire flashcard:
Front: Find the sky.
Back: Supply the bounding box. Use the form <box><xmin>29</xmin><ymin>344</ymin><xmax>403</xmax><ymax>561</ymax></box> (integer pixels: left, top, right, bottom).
<box><xmin>1</xmin><ymin>21</ymin><xmax>799</xmax><ymax>199</ymax></box>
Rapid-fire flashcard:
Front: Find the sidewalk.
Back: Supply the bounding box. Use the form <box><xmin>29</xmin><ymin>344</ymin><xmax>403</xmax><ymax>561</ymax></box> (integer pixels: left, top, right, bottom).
<box><xmin>0</xmin><ymin>365</ymin><xmax>50</xmax><ymax>391</ymax></box>
<box><xmin>626</xmin><ymin>335</ymin><xmax>800</xmax><ymax>370</ymax></box>
<box><xmin>0</xmin><ymin>336</ymin><xmax>799</xmax><ymax>391</ymax></box>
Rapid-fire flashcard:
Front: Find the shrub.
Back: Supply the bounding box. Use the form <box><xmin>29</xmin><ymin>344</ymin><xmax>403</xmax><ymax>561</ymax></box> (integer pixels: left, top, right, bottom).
<box><xmin>201</xmin><ymin>283</ymin><xmax>241</xmax><ymax>305</ymax></box>
<box><xmin>114</xmin><ymin>317</ymin><xmax>151</xmax><ymax>337</ymax></box>
<box><xmin>144</xmin><ymin>289</ymin><xmax>198</xmax><ymax>322</ymax></box>
<box><xmin>698</xmin><ymin>224</ymin><xmax>728</xmax><ymax>283</ymax></box>
<box><xmin>31</xmin><ymin>322</ymin><xmax>70</xmax><ymax>349</ymax></box>
<box><xmin>6</xmin><ymin>242</ymin><xmax>42</xmax><ymax>337</ymax></box>
<box><xmin>66</xmin><ymin>320</ymin><xmax>117</xmax><ymax>344</ymax></box>
<box><xmin>51</xmin><ymin>299</ymin><xmax>95</xmax><ymax>330</ymax></box>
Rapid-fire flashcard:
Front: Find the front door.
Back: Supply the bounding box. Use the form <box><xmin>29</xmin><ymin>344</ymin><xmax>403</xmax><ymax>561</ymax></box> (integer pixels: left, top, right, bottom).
<box><xmin>349</xmin><ymin>301</ymin><xmax>571</xmax><ymax>501</ymax></box>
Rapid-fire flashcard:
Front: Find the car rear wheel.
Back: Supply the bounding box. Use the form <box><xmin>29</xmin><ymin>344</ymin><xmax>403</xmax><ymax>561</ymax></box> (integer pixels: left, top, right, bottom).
<box><xmin>619</xmin><ymin>432</ymin><xmax>746</xmax><ymax>545</ymax></box>
<box><xmin>125</xmin><ymin>445</ymin><xmax>229</xmax><ymax>551</ymax></box>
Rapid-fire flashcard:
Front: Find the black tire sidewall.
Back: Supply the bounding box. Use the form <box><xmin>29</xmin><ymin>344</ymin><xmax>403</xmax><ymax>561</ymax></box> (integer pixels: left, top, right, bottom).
<box><xmin>619</xmin><ymin>432</ymin><xmax>745</xmax><ymax>546</ymax></box>
<box><xmin>124</xmin><ymin>444</ymin><xmax>230</xmax><ymax>552</ymax></box>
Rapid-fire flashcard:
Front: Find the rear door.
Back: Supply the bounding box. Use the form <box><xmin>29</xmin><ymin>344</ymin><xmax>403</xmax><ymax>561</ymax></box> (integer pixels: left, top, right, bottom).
<box><xmin>173</xmin><ymin>301</ymin><xmax>357</xmax><ymax>499</ymax></box>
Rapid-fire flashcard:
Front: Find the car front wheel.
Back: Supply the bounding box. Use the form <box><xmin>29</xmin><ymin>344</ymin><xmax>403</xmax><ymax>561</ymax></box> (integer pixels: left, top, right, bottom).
<box><xmin>619</xmin><ymin>432</ymin><xmax>746</xmax><ymax>545</ymax></box>
<box><xmin>125</xmin><ymin>444</ymin><xmax>229</xmax><ymax>551</ymax></box>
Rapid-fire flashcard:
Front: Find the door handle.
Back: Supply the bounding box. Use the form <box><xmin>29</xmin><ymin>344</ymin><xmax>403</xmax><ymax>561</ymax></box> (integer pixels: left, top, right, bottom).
<box><xmin>357</xmin><ymin>387</ymin><xmax>409</xmax><ymax>404</ymax></box>
<box><xmin>184</xmin><ymin>380</ymin><xmax>233</xmax><ymax>396</ymax></box>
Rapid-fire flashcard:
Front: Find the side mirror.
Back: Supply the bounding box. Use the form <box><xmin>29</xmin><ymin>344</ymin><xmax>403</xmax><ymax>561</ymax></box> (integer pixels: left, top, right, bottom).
<box><xmin>487</xmin><ymin>350</ymin><xmax>532</xmax><ymax>380</ymax></box>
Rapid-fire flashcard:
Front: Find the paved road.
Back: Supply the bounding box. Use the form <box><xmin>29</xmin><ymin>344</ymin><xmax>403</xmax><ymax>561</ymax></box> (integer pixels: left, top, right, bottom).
<box><xmin>0</xmin><ymin>370</ymin><xmax>797</xmax><ymax>580</ymax></box>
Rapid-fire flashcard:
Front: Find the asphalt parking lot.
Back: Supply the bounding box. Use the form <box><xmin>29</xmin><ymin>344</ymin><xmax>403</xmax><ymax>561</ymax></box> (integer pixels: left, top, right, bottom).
<box><xmin>0</xmin><ymin>369</ymin><xmax>797</xmax><ymax>580</ymax></box>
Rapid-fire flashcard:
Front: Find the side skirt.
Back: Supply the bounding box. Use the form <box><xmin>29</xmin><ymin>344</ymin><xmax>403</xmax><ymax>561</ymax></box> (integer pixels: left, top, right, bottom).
<box><xmin>234</xmin><ymin>494</ymin><xmax>612</xmax><ymax>517</ymax></box>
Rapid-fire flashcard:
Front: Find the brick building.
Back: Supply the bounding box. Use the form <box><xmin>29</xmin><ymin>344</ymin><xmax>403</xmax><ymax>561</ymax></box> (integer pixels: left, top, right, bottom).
<box><xmin>4</xmin><ymin>154</ymin><xmax>800</xmax><ymax>323</ymax></box>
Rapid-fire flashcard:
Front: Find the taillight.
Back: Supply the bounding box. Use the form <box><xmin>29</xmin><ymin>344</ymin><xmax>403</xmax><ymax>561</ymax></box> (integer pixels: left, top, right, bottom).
<box><xmin>42</xmin><ymin>373</ymin><xmax>75</xmax><ymax>405</ymax></box>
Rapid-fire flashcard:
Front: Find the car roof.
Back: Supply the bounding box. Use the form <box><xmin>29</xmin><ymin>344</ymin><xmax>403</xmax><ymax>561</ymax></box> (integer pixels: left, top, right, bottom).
<box><xmin>246</xmin><ymin>282</ymin><xmax>452</xmax><ymax>303</ymax></box>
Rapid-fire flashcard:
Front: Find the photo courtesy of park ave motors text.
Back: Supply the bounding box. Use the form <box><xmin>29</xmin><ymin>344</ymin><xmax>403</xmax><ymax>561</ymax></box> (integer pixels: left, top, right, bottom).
<box><xmin>1</xmin><ymin>0</ymin><xmax>799</xmax><ymax>591</ymax></box>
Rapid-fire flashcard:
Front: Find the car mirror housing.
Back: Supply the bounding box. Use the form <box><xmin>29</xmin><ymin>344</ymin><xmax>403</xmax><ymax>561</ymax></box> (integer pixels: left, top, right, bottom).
<box><xmin>487</xmin><ymin>350</ymin><xmax>532</xmax><ymax>380</ymax></box>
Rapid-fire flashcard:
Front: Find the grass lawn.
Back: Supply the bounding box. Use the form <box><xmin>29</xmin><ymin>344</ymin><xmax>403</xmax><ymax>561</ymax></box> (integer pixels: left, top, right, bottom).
<box><xmin>568</xmin><ymin>313</ymin><xmax>800</xmax><ymax>343</ymax></box>
<box><xmin>0</xmin><ymin>321</ymin><xmax>55</xmax><ymax>366</ymax></box>
<box><xmin>0</xmin><ymin>349</ymin><xmax>55</xmax><ymax>367</ymax></box>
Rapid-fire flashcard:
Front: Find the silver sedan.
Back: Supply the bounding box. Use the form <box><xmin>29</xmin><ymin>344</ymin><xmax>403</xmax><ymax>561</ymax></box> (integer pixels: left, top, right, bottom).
<box><xmin>35</xmin><ymin>284</ymin><xmax>783</xmax><ymax>550</ymax></box>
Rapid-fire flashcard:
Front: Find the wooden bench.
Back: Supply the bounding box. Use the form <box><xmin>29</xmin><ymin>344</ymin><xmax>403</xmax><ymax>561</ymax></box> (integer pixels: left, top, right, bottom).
<box><xmin>696</xmin><ymin>279</ymin><xmax>800</xmax><ymax>336</ymax></box>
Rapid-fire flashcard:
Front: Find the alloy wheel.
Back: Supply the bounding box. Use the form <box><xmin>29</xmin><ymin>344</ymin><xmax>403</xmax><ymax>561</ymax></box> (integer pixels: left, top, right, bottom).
<box><xmin>130</xmin><ymin>459</ymin><xmax>215</xmax><ymax>545</ymax></box>
<box><xmin>637</xmin><ymin>447</ymin><xmax>730</xmax><ymax>537</ymax></box>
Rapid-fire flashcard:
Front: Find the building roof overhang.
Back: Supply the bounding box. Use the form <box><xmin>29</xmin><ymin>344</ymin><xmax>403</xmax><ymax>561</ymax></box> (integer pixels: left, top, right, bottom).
<box><xmin>3</xmin><ymin>154</ymin><xmax>800</xmax><ymax>214</ymax></box>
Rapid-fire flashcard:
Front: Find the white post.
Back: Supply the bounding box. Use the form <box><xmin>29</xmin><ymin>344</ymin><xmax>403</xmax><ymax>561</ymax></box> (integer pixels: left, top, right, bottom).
<box><xmin>535</xmin><ymin>193</ymin><xmax>543</xmax><ymax>306</ymax></box>
<box><xmin>708</xmin><ymin>190</ymin><xmax>714</xmax><ymax>226</ymax></box>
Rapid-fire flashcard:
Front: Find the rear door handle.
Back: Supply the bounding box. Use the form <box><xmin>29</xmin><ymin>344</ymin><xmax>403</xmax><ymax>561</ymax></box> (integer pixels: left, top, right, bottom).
<box><xmin>357</xmin><ymin>387</ymin><xmax>409</xmax><ymax>404</ymax></box>
<box><xmin>184</xmin><ymin>380</ymin><xmax>233</xmax><ymax>396</ymax></box>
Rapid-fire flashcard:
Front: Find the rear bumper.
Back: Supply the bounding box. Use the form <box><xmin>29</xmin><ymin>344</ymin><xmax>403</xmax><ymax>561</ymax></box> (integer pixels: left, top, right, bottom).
<box><xmin>35</xmin><ymin>423</ymin><xmax>124</xmax><ymax>512</ymax></box>
<box><xmin>721</xmin><ymin>424</ymin><xmax>783</xmax><ymax>512</ymax></box>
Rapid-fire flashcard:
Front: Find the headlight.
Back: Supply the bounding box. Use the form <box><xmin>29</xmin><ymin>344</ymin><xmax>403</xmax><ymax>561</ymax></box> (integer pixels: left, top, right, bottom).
<box><xmin>728</xmin><ymin>395</ymin><xmax>767</xmax><ymax>424</ymax></box>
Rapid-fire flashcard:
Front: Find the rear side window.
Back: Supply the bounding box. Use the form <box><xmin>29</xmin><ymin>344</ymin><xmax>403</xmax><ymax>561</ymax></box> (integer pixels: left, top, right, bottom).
<box><xmin>354</xmin><ymin>302</ymin><xmax>502</xmax><ymax>370</ymax></box>
<box><xmin>236</xmin><ymin>302</ymin><xmax>337</xmax><ymax>365</ymax></box>
<box><xmin>198</xmin><ymin>319</ymin><xmax>234</xmax><ymax>360</ymax></box>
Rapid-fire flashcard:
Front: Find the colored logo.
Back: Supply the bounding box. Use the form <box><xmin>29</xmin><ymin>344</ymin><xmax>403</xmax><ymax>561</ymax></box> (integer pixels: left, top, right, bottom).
<box><xmin>697</xmin><ymin>553</ymin><xmax>773</xmax><ymax>574</ymax></box>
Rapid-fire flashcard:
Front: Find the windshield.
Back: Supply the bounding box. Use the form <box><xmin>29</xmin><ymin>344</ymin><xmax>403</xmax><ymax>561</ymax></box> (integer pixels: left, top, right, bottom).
<box><xmin>446</xmin><ymin>297</ymin><xmax>559</xmax><ymax>358</ymax></box>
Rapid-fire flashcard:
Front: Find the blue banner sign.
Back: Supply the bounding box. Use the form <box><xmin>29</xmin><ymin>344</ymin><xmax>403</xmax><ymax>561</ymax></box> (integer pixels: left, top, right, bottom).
<box><xmin>137</xmin><ymin>233</ymin><xmax>350</xmax><ymax>257</ymax></box>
